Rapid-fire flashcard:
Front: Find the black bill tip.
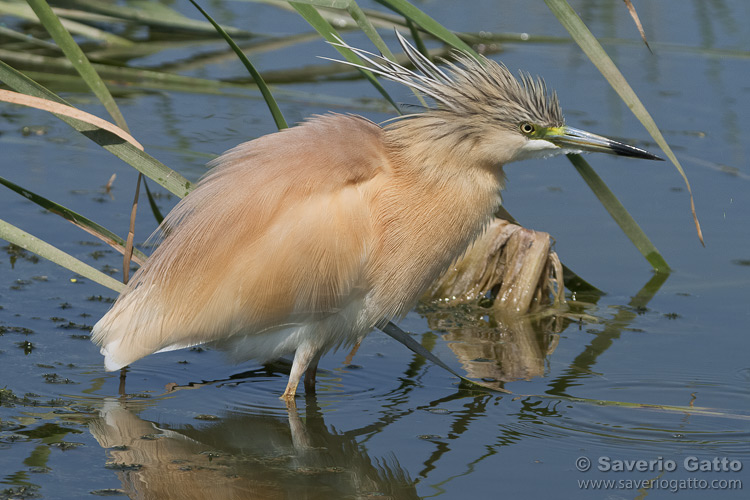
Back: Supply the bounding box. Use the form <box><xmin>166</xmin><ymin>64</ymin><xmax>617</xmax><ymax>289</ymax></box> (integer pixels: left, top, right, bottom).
<box><xmin>608</xmin><ymin>139</ymin><xmax>664</xmax><ymax>161</ymax></box>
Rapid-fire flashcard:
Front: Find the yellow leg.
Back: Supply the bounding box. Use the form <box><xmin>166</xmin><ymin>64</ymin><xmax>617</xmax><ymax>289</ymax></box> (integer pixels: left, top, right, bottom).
<box><xmin>281</xmin><ymin>345</ymin><xmax>319</xmax><ymax>400</ymax></box>
<box><xmin>281</xmin><ymin>375</ymin><xmax>300</xmax><ymax>400</ymax></box>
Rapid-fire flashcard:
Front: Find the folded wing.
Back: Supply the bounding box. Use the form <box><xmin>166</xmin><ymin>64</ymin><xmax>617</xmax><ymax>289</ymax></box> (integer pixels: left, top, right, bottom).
<box><xmin>92</xmin><ymin>114</ymin><xmax>388</xmax><ymax>370</ymax></box>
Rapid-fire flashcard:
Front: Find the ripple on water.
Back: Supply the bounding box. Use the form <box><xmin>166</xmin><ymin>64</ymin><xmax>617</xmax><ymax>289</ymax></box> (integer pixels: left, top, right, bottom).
<box><xmin>506</xmin><ymin>372</ymin><xmax>750</xmax><ymax>457</ymax></box>
<box><xmin>89</xmin><ymin>343</ymin><xmax>413</xmax><ymax>420</ymax></box>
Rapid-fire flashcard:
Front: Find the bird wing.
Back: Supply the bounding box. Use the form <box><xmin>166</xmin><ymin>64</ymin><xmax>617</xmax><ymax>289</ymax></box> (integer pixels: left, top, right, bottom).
<box><xmin>92</xmin><ymin>114</ymin><xmax>388</xmax><ymax>370</ymax></box>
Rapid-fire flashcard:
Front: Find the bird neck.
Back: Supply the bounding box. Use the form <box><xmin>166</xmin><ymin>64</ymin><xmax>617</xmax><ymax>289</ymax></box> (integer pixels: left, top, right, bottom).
<box><xmin>365</xmin><ymin>121</ymin><xmax>506</xmax><ymax>320</ymax></box>
<box><xmin>383</xmin><ymin>115</ymin><xmax>504</xmax><ymax>180</ymax></box>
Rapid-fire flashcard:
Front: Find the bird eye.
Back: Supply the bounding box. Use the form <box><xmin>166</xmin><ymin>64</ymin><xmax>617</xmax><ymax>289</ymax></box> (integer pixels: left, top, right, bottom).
<box><xmin>520</xmin><ymin>123</ymin><xmax>536</xmax><ymax>135</ymax></box>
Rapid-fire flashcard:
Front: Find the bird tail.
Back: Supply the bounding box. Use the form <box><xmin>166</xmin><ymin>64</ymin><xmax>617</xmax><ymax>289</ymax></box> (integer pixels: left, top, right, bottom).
<box><xmin>91</xmin><ymin>284</ymin><xmax>170</xmax><ymax>371</ymax></box>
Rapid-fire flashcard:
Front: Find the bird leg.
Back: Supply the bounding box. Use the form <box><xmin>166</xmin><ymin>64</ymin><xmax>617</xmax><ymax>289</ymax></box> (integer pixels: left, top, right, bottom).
<box><xmin>281</xmin><ymin>345</ymin><xmax>319</xmax><ymax>400</ymax></box>
<box><xmin>343</xmin><ymin>340</ymin><xmax>362</xmax><ymax>365</ymax></box>
<box><xmin>303</xmin><ymin>352</ymin><xmax>323</xmax><ymax>394</ymax></box>
<box><xmin>118</xmin><ymin>366</ymin><xmax>128</xmax><ymax>396</ymax></box>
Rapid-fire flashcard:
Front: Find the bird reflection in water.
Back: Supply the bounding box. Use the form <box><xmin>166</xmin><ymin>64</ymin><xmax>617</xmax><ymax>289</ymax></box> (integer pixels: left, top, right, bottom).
<box><xmin>89</xmin><ymin>398</ymin><xmax>417</xmax><ymax>499</ymax></box>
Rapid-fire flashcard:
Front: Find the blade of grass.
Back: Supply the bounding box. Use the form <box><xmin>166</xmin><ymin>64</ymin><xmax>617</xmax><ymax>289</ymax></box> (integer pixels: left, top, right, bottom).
<box><xmin>289</xmin><ymin>0</ymin><xmax>464</xmax><ymax>109</ymax></box>
<box><xmin>405</xmin><ymin>18</ymin><xmax>429</xmax><ymax>58</ymax></box>
<box><xmin>289</xmin><ymin>1</ymin><xmax>401</xmax><ymax>111</ymax></box>
<box><xmin>0</xmin><ymin>174</ymin><xmax>147</xmax><ymax>265</ymax></box>
<box><xmin>344</xmin><ymin>1</ymin><xmax>394</xmax><ymax>59</ymax></box>
<box><xmin>26</xmin><ymin>0</ymin><xmax>129</xmax><ymax>131</ymax></box>
<box><xmin>141</xmin><ymin>179</ymin><xmax>164</xmax><ymax>225</ymax></box>
<box><xmin>274</xmin><ymin>0</ymin><xmax>351</xmax><ymax>8</ymax></box>
<box><xmin>0</xmin><ymin>0</ymin><xmax>132</xmax><ymax>46</ymax></box>
<box><xmin>0</xmin><ymin>89</ymin><xmax>141</xmax><ymax>148</ymax></box>
<box><xmin>65</xmin><ymin>0</ymin><xmax>253</xmax><ymax>36</ymax></box>
<box><xmin>254</xmin><ymin>0</ymin><xmax>406</xmax><ymax>32</ymax></box>
<box><xmin>373</xmin><ymin>0</ymin><xmax>478</xmax><ymax>57</ymax></box>
<box><xmin>193</xmin><ymin>0</ymin><xmax>402</xmax><ymax>124</ymax></box>
<box><xmin>526</xmin><ymin>393</ymin><xmax>750</xmax><ymax>420</ymax></box>
<box><xmin>622</xmin><ymin>0</ymin><xmax>652</xmax><ymax>53</ymax></box>
<box><xmin>0</xmin><ymin>46</ymin><xmax>407</xmax><ymax>105</ymax></box>
<box><xmin>0</xmin><ymin>47</ymin><xmax>247</xmax><ymax>93</ymax></box>
<box><xmin>544</xmin><ymin>0</ymin><xmax>703</xmax><ymax>246</ymax></box>
<box><xmin>0</xmin><ymin>24</ymin><xmax>61</xmax><ymax>51</ymax></box>
<box><xmin>344</xmin><ymin>1</ymin><xmax>427</xmax><ymax>107</ymax></box>
<box><xmin>0</xmin><ymin>218</ymin><xmax>126</xmax><ymax>293</ymax></box>
<box><xmin>123</xmin><ymin>174</ymin><xmax>142</xmax><ymax>284</ymax></box>
<box><xmin>187</xmin><ymin>0</ymin><xmax>287</xmax><ymax>130</ymax></box>
<box><xmin>0</xmin><ymin>60</ymin><xmax>192</xmax><ymax>198</ymax></box>
<box><xmin>292</xmin><ymin>0</ymin><xmax>474</xmax><ymax>56</ymax></box>
<box><xmin>567</xmin><ymin>154</ymin><xmax>669</xmax><ymax>272</ymax></box>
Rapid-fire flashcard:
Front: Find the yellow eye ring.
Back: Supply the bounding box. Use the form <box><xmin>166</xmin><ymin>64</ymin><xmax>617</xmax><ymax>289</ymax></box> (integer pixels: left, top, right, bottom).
<box><xmin>520</xmin><ymin>123</ymin><xmax>536</xmax><ymax>135</ymax></box>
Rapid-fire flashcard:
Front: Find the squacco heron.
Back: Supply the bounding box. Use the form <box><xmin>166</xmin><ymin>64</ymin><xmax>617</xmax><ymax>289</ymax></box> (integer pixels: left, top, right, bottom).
<box><xmin>92</xmin><ymin>33</ymin><xmax>661</xmax><ymax>399</ymax></box>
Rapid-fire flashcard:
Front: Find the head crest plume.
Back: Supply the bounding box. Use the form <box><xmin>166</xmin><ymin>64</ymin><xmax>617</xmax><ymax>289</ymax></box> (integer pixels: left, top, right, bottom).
<box><xmin>325</xmin><ymin>31</ymin><xmax>564</xmax><ymax>129</ymax></box>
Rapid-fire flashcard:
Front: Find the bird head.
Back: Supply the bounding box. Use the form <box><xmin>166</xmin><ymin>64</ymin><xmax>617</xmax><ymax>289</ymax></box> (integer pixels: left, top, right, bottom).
<box><xmin>329</xmin><ymin>32</ymin><xmax>663</xmax><ymax>166</ymax></box>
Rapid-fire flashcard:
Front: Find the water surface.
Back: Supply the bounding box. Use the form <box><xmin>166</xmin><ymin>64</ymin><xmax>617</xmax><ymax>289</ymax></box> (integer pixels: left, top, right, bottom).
<box><xmin>1</xmin><ymin>1</ymin><xmax>748</xmax><ymax>498</ymax></box>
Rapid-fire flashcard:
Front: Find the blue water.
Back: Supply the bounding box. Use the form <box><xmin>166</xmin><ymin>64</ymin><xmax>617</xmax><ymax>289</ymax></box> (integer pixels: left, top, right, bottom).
<box><xmin>1</xmin><ymin>1</ymin><xmax>748</xmax><ymax>498</ymax></box>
